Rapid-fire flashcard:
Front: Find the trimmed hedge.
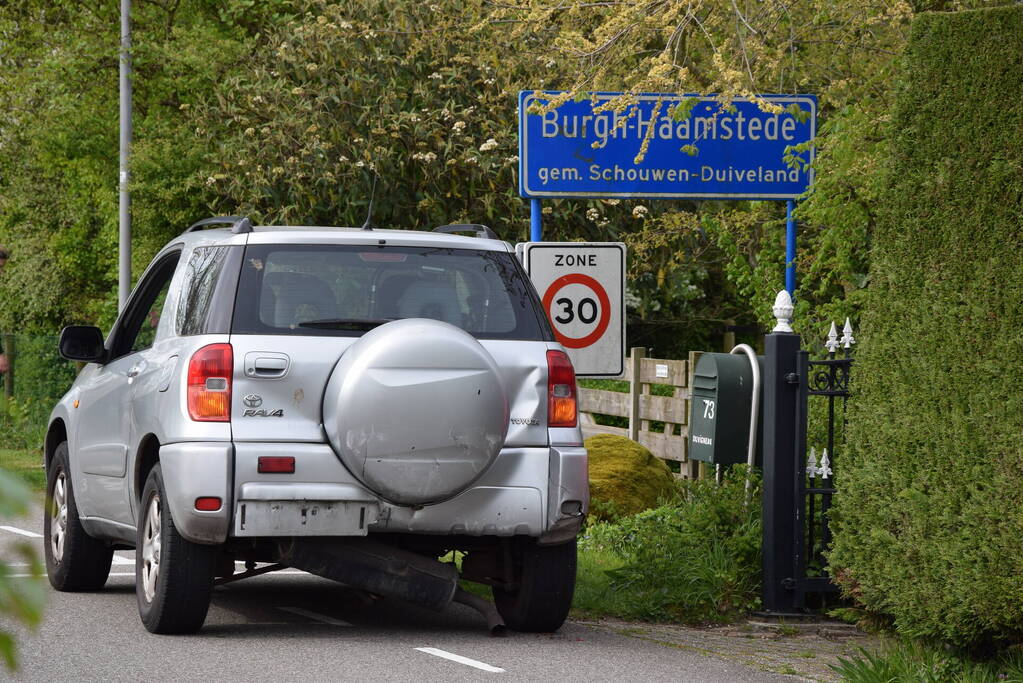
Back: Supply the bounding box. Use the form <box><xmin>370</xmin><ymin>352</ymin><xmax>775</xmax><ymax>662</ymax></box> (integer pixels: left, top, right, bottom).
<box><xmin>585</xmin><ymin>434</ymin><xmax>677</xmax><ymax>520</ymax></box>
<box><xmin>829</xmin><ymin>5</ymin><xmax>1023</xmax><ymax>646</ymax></box>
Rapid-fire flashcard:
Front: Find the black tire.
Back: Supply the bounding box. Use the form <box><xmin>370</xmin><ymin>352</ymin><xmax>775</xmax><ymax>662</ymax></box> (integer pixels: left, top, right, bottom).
<box><xmin>136</xmin><ymin>464</ymin><xmax>217</xmax><ymax>634</ymax></box>
<box><xmin>44</xmin><ymin>441</ymin><xmax>113</xmax><ymax>591</ymax></box>
<box><xmin>493</xmin><ymin>537</ymin><xmax>577</xmax><ymax>632</ymax></box>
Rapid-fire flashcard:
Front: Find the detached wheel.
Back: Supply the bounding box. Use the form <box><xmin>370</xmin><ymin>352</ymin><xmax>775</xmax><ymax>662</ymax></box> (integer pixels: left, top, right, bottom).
<box><xmin>493</xmin><ymin>538</ymin><xmax>577</xmax><ymax>632</ymax></box>
<box><xmin>136</xmin><ymin>464</ymin><xmax>216</xmax><ymax>634</ymax></box>
<box><xmin>44</xmin><ymin>442</ymin><xmax>113</xmax><ymax>591</ymax></box>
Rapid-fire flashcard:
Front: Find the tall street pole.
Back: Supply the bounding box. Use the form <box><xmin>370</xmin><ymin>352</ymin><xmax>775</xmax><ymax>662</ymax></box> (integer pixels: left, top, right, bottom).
<box><xmin>118</xmin><ymin>0</ymin><xmax>132</xmax><ymax>311</ymax></box>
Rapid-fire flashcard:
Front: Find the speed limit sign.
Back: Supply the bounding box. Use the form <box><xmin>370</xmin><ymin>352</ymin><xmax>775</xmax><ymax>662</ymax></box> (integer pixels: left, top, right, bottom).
<box><xmin>519</xmin><ymin>242</ymin><xmax>626</xmax><ymax>376</ymax></box>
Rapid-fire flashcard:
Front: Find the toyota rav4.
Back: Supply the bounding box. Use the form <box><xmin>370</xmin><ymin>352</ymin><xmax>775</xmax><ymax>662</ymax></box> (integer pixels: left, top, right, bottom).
<box><xmin>46</xmin><ymin>217</ymin><xmax>588</xmax><ymax>635</ymax></box>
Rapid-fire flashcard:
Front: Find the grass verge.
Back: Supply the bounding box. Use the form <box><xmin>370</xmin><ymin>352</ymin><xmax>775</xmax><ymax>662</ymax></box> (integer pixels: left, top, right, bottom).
<box><xmin>832</xmin><ymin>639</ymin><xmax>1023</xmax><ymax>682</ymax></box>
<box><xmin>0</xmin><ymin>449</ymin><xmax>44</xmax><ymax>492</ymax></box>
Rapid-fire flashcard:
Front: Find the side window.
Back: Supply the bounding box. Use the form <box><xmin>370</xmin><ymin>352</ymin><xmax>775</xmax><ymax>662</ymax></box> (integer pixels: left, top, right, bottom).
<box><xmin>110</xmin><ymin>253</ymin><xmax>180</xmax><ymax>360</ymax></box>
<box><xmin>131</xmin><ymin>285</ymin><xmax>170</xmax><ymax>353</ymax></box>
<box><xmin>176</xmin><ymin>246</ymin><xmax>233</xmax><ymax>336</ymax></box>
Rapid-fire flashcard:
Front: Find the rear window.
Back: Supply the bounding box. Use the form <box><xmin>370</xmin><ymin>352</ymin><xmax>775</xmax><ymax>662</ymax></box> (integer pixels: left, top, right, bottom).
<box><xmin>230</xmin><ymin>244</ymin><xmax>551</xmax><ymax>341</ymax></box>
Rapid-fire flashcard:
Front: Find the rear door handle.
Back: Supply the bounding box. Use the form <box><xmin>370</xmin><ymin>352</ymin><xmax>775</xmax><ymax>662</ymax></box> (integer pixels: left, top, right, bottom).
<box><xmin>244</xmin><ymin>352</ymin><xmax>290</xmax><ymax>379</ymax></box>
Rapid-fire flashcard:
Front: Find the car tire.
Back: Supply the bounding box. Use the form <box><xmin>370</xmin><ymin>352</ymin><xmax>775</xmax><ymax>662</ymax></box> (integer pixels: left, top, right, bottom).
<box><xmin>493</xmin><ymin>537</ymin><xmax>577</xmax><ymax>632</ymax></box>
<box><xmin>44</xmin><ymin>441</ymin><xmax>113</xmax><ymax>591</ymax></box>
<box><xmin>136</xmin><ymin>464</ymin><xmax>217</xmax><ymax>634</ymax></box>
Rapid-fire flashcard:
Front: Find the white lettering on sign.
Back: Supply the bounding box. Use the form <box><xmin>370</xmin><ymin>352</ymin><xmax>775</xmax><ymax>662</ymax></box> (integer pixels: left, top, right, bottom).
<box><xmin>655</xmin><ymin>364</ymin><xmax>668</xmax><ymax>378</ymax></box>
<box><xmin>693</xmin><ymin>435</ymin><xmax>713</xmax><ymax>445</ymax></box>
<box><xmin>541</xmin><ymin>108</ymin><xmax>798</xmax><ymax>149</ymax></box>
<box><xmin>538</xmin><ymin>166</ymin><xmax>582</xmax><ymax>185</ymax></box>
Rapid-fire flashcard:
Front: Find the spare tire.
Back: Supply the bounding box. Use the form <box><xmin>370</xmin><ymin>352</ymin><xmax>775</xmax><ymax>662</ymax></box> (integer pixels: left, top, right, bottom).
<box><xmin>323</xmin><ymin>318</ymin><xmax>509</xmax><ymax>506</ymax></box>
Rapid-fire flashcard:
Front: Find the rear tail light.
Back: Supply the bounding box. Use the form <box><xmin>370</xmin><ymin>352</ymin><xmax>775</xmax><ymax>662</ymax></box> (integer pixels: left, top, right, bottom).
<box><xmin>194</xmin><ymin>497</ymin><xmax>222</xmax><ymax>512</ymax></box>
<box><xmin>547</xmin><ymin>350</ymin><xmax>577</xmax><ymax>428</ymax></box>
<box><xmin>187</xmin><ymin>343</ymin><xmax>232</xmax><ymax>422</ymax></box>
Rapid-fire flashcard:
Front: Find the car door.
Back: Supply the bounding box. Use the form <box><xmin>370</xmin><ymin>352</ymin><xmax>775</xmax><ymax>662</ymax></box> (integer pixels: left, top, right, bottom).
<box><xmin>75</xmin><ymin>251</ymin><xmax>180</xmax><ymax>526</ymax></box>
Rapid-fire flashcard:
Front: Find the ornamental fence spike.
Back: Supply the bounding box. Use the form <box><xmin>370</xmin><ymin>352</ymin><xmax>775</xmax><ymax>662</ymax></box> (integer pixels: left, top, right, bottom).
<box><xmin>825</xmin><ymin>321</ymin><xmax>840</xmax><ymax>354</ymax></box>
<box><xmin>806</xmin><ymin>447</ymin><xmax>818</xmax><ymax>478</ymax></box>
<box><xmin>819</xmin><ymin>448</ymin><xmax>833</xmax><ymax>480</ymax></box>
<box><xmin>841</xmin><ymin>317</ymin><xmax>856</xmax><ymax>349</ymax></box>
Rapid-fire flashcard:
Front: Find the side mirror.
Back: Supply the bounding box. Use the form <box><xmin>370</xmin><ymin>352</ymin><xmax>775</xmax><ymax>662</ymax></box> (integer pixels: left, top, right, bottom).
<box><xmin>59</xmin><ymin>326</ymin><xmax>107</xmax><ymax>363</ymax></box>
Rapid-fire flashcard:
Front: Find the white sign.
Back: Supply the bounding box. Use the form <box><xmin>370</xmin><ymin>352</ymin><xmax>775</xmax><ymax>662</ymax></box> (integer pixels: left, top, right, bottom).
<box><xmin>519</xmin><ymin>242</ymin><xmax>626</xmax><ymax>376</ymax></box>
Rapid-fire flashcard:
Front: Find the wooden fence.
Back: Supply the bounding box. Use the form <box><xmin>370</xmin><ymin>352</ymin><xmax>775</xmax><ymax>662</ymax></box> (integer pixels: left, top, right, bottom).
<box><xmin>579</xmin><ymin>347</ymin><xmax>706</xmax><ymax>479</ymax></box>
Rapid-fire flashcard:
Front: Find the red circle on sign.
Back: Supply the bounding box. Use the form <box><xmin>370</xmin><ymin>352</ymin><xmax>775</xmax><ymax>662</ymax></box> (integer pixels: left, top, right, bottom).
<box><xmin>541</xmin><ymin>273</ymin><xmax>612</xmax><ymax>349</ymax></box>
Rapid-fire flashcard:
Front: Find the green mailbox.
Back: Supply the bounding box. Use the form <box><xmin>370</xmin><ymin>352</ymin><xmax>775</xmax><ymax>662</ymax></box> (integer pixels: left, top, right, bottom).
<box><xmin>689</xmin><ymin>353</ymin><xmax>763</xmax><ymax>465</ymax></box>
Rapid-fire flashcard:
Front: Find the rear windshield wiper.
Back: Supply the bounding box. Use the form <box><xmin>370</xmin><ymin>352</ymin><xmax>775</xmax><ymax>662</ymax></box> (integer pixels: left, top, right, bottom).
<box><xmin>297</xmin><ymin>318</ymin><xmax>394</xmax><ymax>330</ymax></box>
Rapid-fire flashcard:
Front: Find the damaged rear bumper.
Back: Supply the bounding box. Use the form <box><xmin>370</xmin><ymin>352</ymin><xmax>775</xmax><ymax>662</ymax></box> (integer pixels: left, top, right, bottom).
<box><xmin>228</xmin><ymin>443</ymin><xmax>588</xmax><ymax>539</ymax></box>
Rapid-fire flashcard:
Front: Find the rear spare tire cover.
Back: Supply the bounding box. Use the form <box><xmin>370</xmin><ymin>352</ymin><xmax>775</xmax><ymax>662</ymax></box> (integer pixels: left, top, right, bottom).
<box><xmin>323</xmin><ymin>318</ymin><xmax>509</xmax><ymax>506</ymax></box>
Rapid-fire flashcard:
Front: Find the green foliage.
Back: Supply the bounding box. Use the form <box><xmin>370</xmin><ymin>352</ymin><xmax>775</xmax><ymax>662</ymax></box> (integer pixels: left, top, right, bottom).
<box><xmin>0</xmin><ymin>468</ymin><xmax>45</xmax><ymax>670</ymax></box>
<box><xmin>580</xmin><ymin>466</ymin><xmax>761</xmax><ymax>622</ymax></box>
<box><xmin>828</xmin><ymin>5</ymin><xmax>1023</xmax><ymax>647</ymax></box>
<box><xmin>831</xmin><ymin>640</ymin><xmax>1023</xmax><ymax>683</ymax></box>
<box><xmin>585</xmin><ymin>434</ymin><xmax>677</xmax><ymax>520</ymax></box>
<box><xmin>0</xmin><ymin>335</ymin><xmax>78</xmax><ymax>450</ymax></box>
<box><xmin>0</xmin><ymin>449</ymin><xmax>45</xmax><ymax>493</ymax></box>
<box><xmin>0</xmin><ymin>1</ymin><xmax>262</xmax><ymax>332</ymax></box>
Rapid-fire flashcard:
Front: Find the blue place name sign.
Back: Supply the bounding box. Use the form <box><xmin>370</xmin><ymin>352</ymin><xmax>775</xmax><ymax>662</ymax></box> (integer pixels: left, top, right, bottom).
<box><xmin>518</xmin><ymin>91</ymin><xmax>816</xmax><ymax>200</ymax></box>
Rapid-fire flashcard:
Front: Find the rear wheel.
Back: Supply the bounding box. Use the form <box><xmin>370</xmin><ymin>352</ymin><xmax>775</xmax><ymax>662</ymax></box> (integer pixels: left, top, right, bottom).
<box><xmin>136</xmin><ymin>464</ymin><xmax>217</xmax><ymax>634</ymax></box>
<box><xmin>44</xmin><ymin>442</ymin><xmax>113</xmax><ymax>591</ymax></box>
<box><xmin>493</xmin><ymin>538</ymin><xmax>577</xmax><ymax>632</ymax></box>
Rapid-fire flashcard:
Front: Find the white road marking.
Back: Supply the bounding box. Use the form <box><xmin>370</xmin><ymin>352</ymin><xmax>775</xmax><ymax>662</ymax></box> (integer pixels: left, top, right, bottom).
<box><xmin>415</xmin><ymin>647</ymin><xmax>505</xmax><ymax>673</ymax></box>
<box><xmin>112</xmin><ymin>555</ymin><xmax>133</xmax><ymax>565</ymax></box>
<box><xmin>0</xmin><ymin>525</ymin><xmax>43</xmax><ymax>538</ymax></box>
<box><xmin>9</xmin><ymin>572</ymin><xmax>136</xmax><ymax>579</ymax></box>
<box><xmin>278</xmin><ymin>606</ymin><xmax>352</xmax><ymax>626</ymax></box>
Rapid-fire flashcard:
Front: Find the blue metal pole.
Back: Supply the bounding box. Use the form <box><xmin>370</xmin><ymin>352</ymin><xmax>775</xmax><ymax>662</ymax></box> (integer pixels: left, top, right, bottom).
<box><xmin>785</xmin><ymin>200</ymin><xmax>796</xmax><ymax>295</ymax></box>
<box><xmin>530</xmin><ymin>198</ymin><xmax>542</xmax><ymax>241</ymax></box>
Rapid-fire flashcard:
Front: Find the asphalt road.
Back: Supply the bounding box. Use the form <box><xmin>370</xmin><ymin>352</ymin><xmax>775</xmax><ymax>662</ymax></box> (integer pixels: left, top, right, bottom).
<box><xmin>1</xmin><ymin>514</ymin><xmax>793</xmax><ymax>682</ymax></box>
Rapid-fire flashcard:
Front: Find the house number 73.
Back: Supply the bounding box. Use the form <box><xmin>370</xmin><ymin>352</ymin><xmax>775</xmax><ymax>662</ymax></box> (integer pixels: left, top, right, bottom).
<box><xmin>702</xmin><ymin>399</ymin><xmax>716</xmax><ymax>419</ymax></box>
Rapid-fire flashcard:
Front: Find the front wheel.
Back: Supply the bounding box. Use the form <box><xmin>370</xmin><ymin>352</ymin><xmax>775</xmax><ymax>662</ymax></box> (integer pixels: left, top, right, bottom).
<box><xmin>44</xmin><ymin>442</ymin><xmax>113</xmax><ymax>591</ymax></box>
<box><xmin>136</xmin><ymin>464</ymin><xmax>217</xmax><ymax>634</ymax></box>
<box><xmin>493</xmin><ymin>538</ymin><xmax>577</xmax><ymax>632</ymax></box>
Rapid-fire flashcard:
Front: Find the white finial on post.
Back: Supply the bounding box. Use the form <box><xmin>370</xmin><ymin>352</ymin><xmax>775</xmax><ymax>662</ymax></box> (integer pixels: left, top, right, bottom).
<box><xmin>772</xmin><ymin>290</ymin><xmax>794</xmax><ymax>333</ymax></box>
<box><xmin>841</xmin><ymin>318</ymin><xmax>856</xmax><ymax>349</ymax></box>
<box><xmin>825</xmin><ymin>321</ymin><xmax>840</xmax><ymax>354</ymax></box>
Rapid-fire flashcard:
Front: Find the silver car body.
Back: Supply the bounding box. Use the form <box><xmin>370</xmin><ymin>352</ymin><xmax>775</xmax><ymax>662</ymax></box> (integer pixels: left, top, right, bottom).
<box><xmin>47</xmin><ymin>227</ymin><xmax>588</xmax><ymax>549</ymax></box>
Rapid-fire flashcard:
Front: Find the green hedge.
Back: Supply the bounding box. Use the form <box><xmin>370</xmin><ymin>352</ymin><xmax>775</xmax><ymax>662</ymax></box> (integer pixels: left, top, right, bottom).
<box><xmin>829</xmin><ymin>5</ymin><xmax>1023</xmax><ymax>646</ymax></box>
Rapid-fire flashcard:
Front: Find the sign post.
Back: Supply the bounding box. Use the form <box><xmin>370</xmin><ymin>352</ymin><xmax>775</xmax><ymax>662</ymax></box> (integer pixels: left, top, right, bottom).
<box><xmin>521</xmin><ymin>242</ymin><xmax>626</xmax><ymax>376</ymax></box>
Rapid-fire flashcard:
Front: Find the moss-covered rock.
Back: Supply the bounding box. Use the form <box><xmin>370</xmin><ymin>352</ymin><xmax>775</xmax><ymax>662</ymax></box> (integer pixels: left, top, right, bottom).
<box><xmin>586</xmin><ymin>434</ymin><xmax>677</xmax><ymax>520</ymax></box>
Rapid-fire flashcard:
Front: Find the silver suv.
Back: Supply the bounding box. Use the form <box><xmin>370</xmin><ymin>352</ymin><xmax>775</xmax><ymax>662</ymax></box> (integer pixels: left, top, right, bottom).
<box><xmin>46</xmin><ymin>217</ymin><xmax>588</xmax><ymax>635</ymax></box>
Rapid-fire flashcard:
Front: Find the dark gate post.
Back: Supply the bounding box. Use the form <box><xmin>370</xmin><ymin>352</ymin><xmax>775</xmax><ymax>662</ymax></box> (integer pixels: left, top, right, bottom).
<box><xmin>761</xmin><ymin>291</ymin><xmax>802</xmax><ymax>614</ymax></box>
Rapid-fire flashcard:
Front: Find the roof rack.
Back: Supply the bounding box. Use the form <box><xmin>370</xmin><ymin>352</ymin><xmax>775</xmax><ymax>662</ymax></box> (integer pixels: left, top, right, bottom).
<box><xmin>185</xmin><ymin>216</ymin><xmax>253</xmax><ymax>234</ymax></box>
<box><xmin>432</xmin><ymin>224</ymin><xmax>498</xmax><ymax>240</ymax></box>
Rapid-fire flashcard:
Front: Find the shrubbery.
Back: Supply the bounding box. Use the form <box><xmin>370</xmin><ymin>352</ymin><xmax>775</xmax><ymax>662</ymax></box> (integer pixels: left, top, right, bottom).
<box><xmin>829</xmin><ymin>5</ymin><xmax>1023</xmax><ymax>647</ymax></box>
<box><xmin>0</xmin><ymin>334</ymin><xmax>76</xmax><ymax>450</ymax></box>
<box><xmin>585</xmin><ymin>434</ymin><xmax>677</xmax><ymax>520</ymax></box>
<box><xmin>579</xmin><ymin>466</ymin><xmax>761</xmax><ymax>622</ymax></box>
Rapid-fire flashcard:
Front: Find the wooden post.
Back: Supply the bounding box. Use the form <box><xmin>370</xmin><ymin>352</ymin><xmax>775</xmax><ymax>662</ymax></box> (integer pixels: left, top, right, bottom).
<box><xmin>723</xmin><ymin>318</ymin><xmax>736</xmax><ymax>352</ymax></box>
<box><xmin>3</xmin><ymin>334</ymin><xmax>13</xmax><ymax>398</ymax></box>
<box><xmin>627</xmin><ymin>347</ymin><xmax>645</xmax><ymax>441</ymax></box>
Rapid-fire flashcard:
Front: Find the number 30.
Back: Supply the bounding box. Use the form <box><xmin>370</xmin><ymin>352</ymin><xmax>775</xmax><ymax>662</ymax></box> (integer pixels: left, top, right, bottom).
<box><xmin>554</xmin><ymin>297</ymin><xmax>598</xmax><ymax>325</ymax></box>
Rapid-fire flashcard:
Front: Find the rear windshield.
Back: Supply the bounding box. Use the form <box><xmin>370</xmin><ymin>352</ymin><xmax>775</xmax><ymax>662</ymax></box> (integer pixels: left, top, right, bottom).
<box><xmin>231</xmin><ymin>244</ymin><xmax>551</xmax><ymax>340</ymax></box>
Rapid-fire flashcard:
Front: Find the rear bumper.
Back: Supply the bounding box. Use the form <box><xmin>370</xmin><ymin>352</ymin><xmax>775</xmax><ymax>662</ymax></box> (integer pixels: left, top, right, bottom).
<box><xmin>228</xmin><ymin>442</ymin><xmax>588</xmax><ymax>539</ymax></box>
<box><xmin>159</xmin><ymin>442</ymin><xmax>233</xmax><ymax>544</ymax></box>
